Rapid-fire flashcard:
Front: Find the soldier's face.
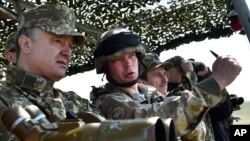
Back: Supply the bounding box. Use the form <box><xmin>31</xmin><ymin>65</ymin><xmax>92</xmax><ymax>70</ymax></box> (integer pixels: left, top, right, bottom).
<box><xmin>107</xmin><ymin>52</ymin><xmax>139</xmax><ymax>83</ymax></box>
<box><xmin>18</xmin><ymin>29</ymin><xmax>73</xmax><ymax>81</ymax></box>
<box><xmin>145</xmin><ymin>67</ymin><xmax>168</xmax><ymax>94</ymax></box>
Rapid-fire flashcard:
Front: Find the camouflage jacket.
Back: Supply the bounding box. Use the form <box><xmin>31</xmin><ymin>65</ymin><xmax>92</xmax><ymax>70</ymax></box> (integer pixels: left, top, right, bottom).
<box><xmin>168</xmin><ymin>71</ymin><xmax>197</xmax><ymax>95</ymax></box>
<box><xmin>0</xmin><ymin>65</ymin><xmax>102</xmax><ymax>141</ymax></box>
<box><xmin>167</xmin><ymin>70</ymin><xmax>216</xmax><ymax>141</ymax></box>
<box><xmin>91</xmin><ymin>78</ymin><xmax>224</xmax><ymax>140</ymax></box>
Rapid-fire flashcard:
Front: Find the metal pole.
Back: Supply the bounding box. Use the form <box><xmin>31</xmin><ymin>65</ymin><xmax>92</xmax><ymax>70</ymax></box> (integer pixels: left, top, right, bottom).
<box><xmin>232</xmin><ymin>0</ymin><xmax>250</xmax><ymax>42</ymax></box>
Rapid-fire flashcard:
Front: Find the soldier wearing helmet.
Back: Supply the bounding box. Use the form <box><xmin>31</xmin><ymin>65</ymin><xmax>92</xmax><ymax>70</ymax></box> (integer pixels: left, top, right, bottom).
<box><xmin>91</xmin><ymin>27</ymin><xmax>242</xmax><ymax>141</ymax></box>
<box><xmin>94</xmin><ymin>28</ymin><xmax>145</xmax><ymax>87</ymax></box>
<box><xmin>0</xmin><ymin>4</ymin><xmax>101</xmax><ymax>140</ymax></box>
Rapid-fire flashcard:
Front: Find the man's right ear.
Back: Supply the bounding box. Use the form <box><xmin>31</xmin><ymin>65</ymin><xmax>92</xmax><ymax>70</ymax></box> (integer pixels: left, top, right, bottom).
<box><xmin>18</xmin><ymin>35</ymin><xmax>32</xmax><ymax>54</ymax></box>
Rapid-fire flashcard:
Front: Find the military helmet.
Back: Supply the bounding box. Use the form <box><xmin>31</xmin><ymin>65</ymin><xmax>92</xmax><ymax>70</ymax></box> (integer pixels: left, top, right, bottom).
<box><xmin>94</xmin><ymin>28</ymin><xmax>145</xmax><ymax>74</ymax></box>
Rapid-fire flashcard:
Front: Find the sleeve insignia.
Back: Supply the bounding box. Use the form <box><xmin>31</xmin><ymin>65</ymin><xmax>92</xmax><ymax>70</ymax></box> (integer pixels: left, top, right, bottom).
<box><xmin>109</xmin><ymin>106</ymin><xmax>125</xmax><ymax>119</ymax></box>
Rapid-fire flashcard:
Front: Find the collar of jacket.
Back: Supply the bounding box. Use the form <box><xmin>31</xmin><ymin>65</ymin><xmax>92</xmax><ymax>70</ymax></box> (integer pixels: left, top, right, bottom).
<box><xmin>6</xmin><ymin>64</ymin><xmax>54</xmax><ymax>93</ymax></box>
<box><xmin>105</xmin><ymin>83</ymin><xmax>157</xmax><ymax>104</ymax></box>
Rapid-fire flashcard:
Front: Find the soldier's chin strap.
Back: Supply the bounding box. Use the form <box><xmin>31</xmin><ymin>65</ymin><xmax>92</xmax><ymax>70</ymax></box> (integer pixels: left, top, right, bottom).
<box><xmin>105</xmin><ymin>71</ymin><xmax>138</xmax><ymax>87</ymax></box>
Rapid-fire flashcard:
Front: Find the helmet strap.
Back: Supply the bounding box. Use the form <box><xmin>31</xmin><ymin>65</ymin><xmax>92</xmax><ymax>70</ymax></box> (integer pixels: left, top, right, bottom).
<box><xmin>101</xmin><ymin>73</ymin><xmax>105</xmax><ymax>82</ymax></box>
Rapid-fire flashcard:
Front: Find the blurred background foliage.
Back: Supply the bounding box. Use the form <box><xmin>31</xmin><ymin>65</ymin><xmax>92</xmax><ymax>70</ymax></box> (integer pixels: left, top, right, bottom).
<box><xmin>0</xmin><ymin>0</ymin><xmax>234</xmax><ymax>75</ymax></box>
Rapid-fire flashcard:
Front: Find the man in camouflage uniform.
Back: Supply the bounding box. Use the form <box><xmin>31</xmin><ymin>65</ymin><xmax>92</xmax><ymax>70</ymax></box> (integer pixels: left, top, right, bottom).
<box><xmin>139</xmin><ymin>53</ymin><xmax>215</xmax><ymax>141</ymax></box>
<box><xmin>138</xmin><ymin>52</ymin><xmax>172</xmax><ymax>95</ymax></box>
<box><xmin>90</xmin><ymin>28</ymin><xmax>242</xmax><ymax>141</ymax></box>
<box><xmin>0</xmin><ymin>4</ymin><xmax>101</xmax><ymax>141</ymax></box>
<box><xmin>163</xmin><ymin>56</ymin><xmax>202</xmax><ymax>93</ymax></box>
<box><xmin>139</xmin><ymin>53</ymin><xmax>198</xmax><ymax>95</ymax></box>
<box><xmin>165</xmin><ymin>57</ymin><xmax>233</xmax><ymax>141</ymax></box>
<box><xmin>166</xmin><ymin>56</ymin><xmax>233</xmax><ymax>141</ymax></box>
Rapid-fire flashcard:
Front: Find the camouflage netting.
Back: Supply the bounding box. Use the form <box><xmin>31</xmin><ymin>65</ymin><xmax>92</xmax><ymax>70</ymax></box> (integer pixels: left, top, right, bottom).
<box><xmin>0</xmin><ymin>0</ymin><xmax>234</xmax><ymax>75</ymax></box>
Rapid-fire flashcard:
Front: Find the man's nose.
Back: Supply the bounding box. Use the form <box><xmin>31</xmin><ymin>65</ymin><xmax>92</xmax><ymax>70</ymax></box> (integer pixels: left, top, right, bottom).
<box><xmin>123</xmin><ymin>57</ymin><xmax>132</xmax><ymax>66</ymax></box>
<box><xmin>162</xmin><ymin>74</ymin><xmax>168</xmax><ymax>83</ymax></box>
<box><xmin>61</xmin><ymin>45</ymin><xmax>72</xmax><ymax>57</ymax></box>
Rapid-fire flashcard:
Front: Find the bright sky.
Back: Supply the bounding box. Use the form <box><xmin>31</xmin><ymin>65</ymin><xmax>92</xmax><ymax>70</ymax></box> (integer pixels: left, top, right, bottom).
<box><xmin>55</xmin><ymin>33</ymin><xmax>250</xmax><ymax>101</ymax></box>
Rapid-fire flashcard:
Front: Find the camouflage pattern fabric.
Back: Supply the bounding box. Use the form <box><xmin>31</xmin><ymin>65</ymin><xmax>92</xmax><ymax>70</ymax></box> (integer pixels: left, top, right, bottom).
<box><xmin>139</xmin><ymin>53</ymin><xmax>207</xmax><ymax>141</ymax></box>
<box><xmin>5</xmin><ymin>32</ymin><xmax>16</xmax><ymax>53</ymax></box>
<box><xmin>167</xmin><ymin>71</ymin><xmax>198</xmax><ymax>96</ymax></box>
<box><xmin>164</xmin><ymin>56</ymin><xmax>185</xmax><ymax>68</ymax></box>
<box><xmin>17</xmin><ymin>4</ymin><xmax>85</xmax><ymax>45</ymax></box>
<box><xmin>169</xmin><ymin>87</ymin><xmax>215</xmax><ymax>141</ymax></box>
<box><xmin>167</xmin><ymin>68</ymin><xmax>216</xmax><ymax>141</ymax></box>
<box><xmin>140</xmin><ymin>52</ymin><xmax>172</xmax><ymax>71</ymax></box>
<box><xmin>0</xmin><ymin>65</ymin><xmax>102</xmax><ymax>141</ymax></box>
<box><xmin>180</xmin><ymin>121</ymin><xmax>206</xmax><ymax>141</ymax></box>
<box><xmin>165</xmin><ymin>56</ymin><xmax>198</xmax><ymax>93</ymax></box>
<box><xmin>91</xmin><ymin>77</ymin><xmax>224</xmax><ymax>141</ymax></box>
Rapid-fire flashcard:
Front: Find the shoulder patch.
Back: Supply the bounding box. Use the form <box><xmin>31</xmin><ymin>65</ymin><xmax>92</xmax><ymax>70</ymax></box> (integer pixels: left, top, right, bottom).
<box><xmin>109</xmin><ymin>106</ymin><xmax>125</xmax><ymax>119</ymax></box>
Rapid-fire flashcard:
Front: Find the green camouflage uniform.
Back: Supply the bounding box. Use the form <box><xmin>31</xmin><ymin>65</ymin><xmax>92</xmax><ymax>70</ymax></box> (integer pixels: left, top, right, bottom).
<box><xmin>165</xmin><ymin>56</ymin><xmax>216</xmax><ymax>141</ymax></box>
<box><xmin>139</xmin><ymin>52</ymin><xmax>172</xmax><ymax>73</ymax></box>
<box><xmin>91</xmin><ymin>77</ymin><xmax>224</xmax><ymax>140</ymax></box>
<box><xmin>0</xmin><ymin>65</ymin><xmax>102</xmax><ymax>141</ymax></box>
<box><xmin>92</xmin><ymin>28</ymin><xmax>223</xmax><ymax>141</ymax></box>
<box><xmin>164</xmin><ymin>56</ymin><xmax>198</xmax><ymax>93</ymax></box>
<box><xmin>138</xmin><ymin>53</ymin><xmax>207</xmax><ymax>141</ymax></box>
<box><xmin>0</xmin><ymin>4</ymin><xmax>92</xmax><ymax>141</ymax></box>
